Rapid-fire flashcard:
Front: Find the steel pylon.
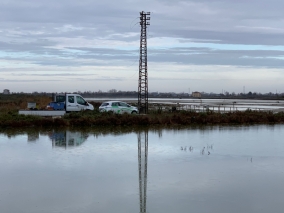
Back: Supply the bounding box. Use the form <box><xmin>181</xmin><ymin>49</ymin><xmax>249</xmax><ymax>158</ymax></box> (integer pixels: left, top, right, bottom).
<box><xmin>138</xmin><ymin>11</ymin><xmax>150</xmax><ymax>114</ymax></box>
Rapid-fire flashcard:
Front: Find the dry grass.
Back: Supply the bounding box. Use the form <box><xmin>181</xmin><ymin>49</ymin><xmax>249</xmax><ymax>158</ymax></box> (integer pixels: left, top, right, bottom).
<box><xmin>0</xmin><ymin>94</ymin><xmax>51</xmax><ymax>111</ymax></box>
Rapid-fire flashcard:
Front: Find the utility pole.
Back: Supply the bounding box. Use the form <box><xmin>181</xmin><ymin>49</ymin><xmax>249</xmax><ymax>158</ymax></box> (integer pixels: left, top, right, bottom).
<box><xmin>138</xmin><ymin>11</ymin><xmax>150</xmax><ymax>114</ymax></box>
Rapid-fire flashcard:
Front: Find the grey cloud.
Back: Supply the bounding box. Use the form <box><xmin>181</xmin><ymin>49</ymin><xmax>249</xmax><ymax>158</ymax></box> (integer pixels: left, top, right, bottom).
<box><xmin>2</xmin><ymin>44</ymin><xmax>284</xmax><ymax>68</ymax></box>
<box><xmin>0</xmin><ymin>40</ymin><xmax>57</xmax><ymax>53</ymax></box>
<box><xmin>149</xmin><ymin>48</ymin><xmax>284</xmax><ymax>68</ymax></box>
<box><xmin>1</xmin><ymin>0</ymin><xmax>284</xmax><ymax>70</ymax></box>
<box><xmin>69</xmin><ymin>77</ymin><xmax>125</xmax><ymax>81</ymax></box>
<box><xmin>11</xmin><ymin>73</ymin><xmax>97</xmax><ymax>77</ymax></box>
<box><xmin>0</xmin><ymin>79</ymin><xmax>61</xmax><ymax>82</ymax></box>
<box><xmin>150</xmin><ymin>77</ymin><xmax>200</xmax><ymax>81</ymax></box>
<box><xmin>160</xmin><ymin>29</ymin><xmax>284</xmax><ymax>46</ymax></box>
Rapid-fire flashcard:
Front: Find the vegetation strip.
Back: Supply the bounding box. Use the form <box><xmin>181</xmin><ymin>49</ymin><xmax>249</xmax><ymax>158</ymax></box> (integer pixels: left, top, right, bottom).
<box><xmin>1</xmin><ymin>109</ymin><xmax>284</xmax><ymax>128</ymax></box>
<box><xmin>1</xmin><ymin>96</ymin><xmax>284</xmax><ymax>128</ymax></box>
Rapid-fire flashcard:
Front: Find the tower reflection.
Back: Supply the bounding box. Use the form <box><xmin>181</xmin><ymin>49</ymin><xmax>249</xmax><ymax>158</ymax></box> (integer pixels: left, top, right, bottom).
<box><xmin>138</xmin><ymin>131</ymin><xmax>148</xmax><ymax>213</ymax></box>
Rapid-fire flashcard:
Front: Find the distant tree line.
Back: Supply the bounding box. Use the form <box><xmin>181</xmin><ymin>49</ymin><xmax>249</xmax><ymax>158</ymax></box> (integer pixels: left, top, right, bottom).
<box><xmin>1</xmin><ymin>90</ymin><xmax>284</xmax><ymax>100</ymax></box>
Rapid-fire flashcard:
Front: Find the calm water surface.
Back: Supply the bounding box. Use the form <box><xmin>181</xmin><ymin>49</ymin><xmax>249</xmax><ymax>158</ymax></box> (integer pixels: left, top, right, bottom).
<box><xmin>1</xmin><ymin>125</ymin><xmax>284</xmax><ymax>213</ymax></box>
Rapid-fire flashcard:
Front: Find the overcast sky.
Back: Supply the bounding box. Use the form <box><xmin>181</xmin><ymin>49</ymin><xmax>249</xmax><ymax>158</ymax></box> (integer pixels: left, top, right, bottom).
<box><xmin>1</xmin><ymin>0</ymin><xmax>284</xmax><ymax>93</ymax></box>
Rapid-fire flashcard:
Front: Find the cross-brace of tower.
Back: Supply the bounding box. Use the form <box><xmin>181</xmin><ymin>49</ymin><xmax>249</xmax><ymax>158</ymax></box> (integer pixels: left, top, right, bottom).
<box><xmin>138</xmin><ymin>11</ymin><xmax>150</xmax><ymax>114</ymax></box>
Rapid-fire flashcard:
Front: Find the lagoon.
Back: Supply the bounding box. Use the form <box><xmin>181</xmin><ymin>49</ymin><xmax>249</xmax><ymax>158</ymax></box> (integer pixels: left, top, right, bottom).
<box><xmin>86</xmin><ymin>98</ymin><xmax>284</xmax><ymax>112</ymax></box>
<box><xmin>1</xmin><ymin>125</ymin><xmax>284</xmax><ymax>213</ymax></box>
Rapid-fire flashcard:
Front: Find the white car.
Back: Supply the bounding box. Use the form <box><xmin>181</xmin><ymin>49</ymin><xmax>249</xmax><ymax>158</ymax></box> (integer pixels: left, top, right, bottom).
<box><xmin>99</xmin><ymin>101</ymin><xmax>139</xmax><ymax>114</ymax></box>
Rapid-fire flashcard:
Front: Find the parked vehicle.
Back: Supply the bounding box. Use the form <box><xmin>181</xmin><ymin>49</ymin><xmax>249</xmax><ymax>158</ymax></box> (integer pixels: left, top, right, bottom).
<box><xmin>19</xmin><ymin>94</ymin><xmax>94</xmax><ymax>116</ymax></box>
<box><xmin>99</xmin><ymin>101</ymin><xmax>138</xmax><ymax>114</ymax></box>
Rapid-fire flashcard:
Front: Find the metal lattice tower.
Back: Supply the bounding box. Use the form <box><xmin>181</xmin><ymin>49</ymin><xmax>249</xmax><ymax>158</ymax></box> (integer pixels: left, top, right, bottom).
<box><xmin>138</xmin><ymin>131</ymin><xmax>148</xmax><ymax>213</ymax></box>
<box><xmin>138</xmin><ymin>11</ymin><xmax>150</xmax><ymax>114</ymax></box>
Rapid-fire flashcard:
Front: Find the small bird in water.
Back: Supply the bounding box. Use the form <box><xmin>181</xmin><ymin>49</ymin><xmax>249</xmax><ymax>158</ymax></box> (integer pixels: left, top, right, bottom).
<box><xmin>201</xmin><ymin>147</ymin><xmax>205</xmax><ymax>155</ymax></box>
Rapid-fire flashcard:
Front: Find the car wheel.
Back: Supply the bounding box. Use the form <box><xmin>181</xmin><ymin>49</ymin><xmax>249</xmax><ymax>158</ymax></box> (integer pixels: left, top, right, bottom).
<box><xmin>131</xmin><ymin>111</ymin><xmax>138</xmax><ymax>114</ymax></box>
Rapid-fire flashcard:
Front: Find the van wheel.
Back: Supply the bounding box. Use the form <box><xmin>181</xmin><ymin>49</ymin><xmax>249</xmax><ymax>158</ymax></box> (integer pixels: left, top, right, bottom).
<box><xmin>131</xmin><ymin>111</ymin><xmax>138</xmax><ymax>114</ymax></box>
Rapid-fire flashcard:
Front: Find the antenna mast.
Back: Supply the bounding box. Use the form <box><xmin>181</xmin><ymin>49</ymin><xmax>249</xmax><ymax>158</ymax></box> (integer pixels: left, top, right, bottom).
<box><xmin>138</xmin><ymin>11</ymin><xmax>150</xmax><ymax>114</ymax></box>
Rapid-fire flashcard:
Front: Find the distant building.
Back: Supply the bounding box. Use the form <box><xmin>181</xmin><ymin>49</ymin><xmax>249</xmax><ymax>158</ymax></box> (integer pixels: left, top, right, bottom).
<box><xmin>3</xmin><ymin>89</ymin><xmax>10</xmax><ymax>94</ymax></box>
<box><xmin>192</xmin><ymin>91</ymin><xmax>201</xmax><ymax>98</ymax></box>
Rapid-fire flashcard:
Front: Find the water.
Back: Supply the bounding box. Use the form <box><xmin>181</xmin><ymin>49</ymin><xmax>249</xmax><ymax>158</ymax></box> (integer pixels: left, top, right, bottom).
<box><xmin>1</xmin><ymin>125</ymin><xmax>284</xmax><ymax>213</ymax></box>
<box><xmin>86</xmin><ymin>98</ymin><xmax>284</xmax><ymax>112</ymax></box>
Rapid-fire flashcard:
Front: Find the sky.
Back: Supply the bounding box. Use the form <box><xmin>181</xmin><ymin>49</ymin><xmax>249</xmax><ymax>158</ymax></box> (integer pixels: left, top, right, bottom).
<box><xmin>1</xmin><ymin>0</ymin><xmax>284</xmax><ymax>94</ymax></box>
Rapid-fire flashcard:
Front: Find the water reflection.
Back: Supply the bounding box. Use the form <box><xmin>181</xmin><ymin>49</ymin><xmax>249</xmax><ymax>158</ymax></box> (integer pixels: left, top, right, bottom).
<box><xmin>48</xmin><ymin>130</ymin><xmax>89</xmax><ymax>148</ymax></box>
<box><xmin>27</xmin><ymin>132</ymin><xmax>39</xmax><ymax>142</ymax></box>
<box><xmin>45</xmin><ymin>129</ymin><xmax>150</xmax><ymax>212</ymax></box>
<box><xmin>1</xmin><ymin>125</ymin><xmax>284</xmax><ymax>213</ymax></box>
<box><xmin>138</xmin><ymin>131</ymin><xmax>148</xmax><ymax>213</ymax></box>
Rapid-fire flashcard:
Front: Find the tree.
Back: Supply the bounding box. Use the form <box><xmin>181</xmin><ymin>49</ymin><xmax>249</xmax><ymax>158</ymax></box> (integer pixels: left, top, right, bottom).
<box><xmin>108</xmin><ymin>89</ymin><xmax>117</xmax><ymax>93</ymax></box>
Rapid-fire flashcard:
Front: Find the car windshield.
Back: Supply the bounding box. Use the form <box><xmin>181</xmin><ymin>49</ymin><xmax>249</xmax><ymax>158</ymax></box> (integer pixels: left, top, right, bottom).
<box><xmin>101</xmin><ymin>103</ymin><xmax>109</xmax><ymax>107</ymax></box>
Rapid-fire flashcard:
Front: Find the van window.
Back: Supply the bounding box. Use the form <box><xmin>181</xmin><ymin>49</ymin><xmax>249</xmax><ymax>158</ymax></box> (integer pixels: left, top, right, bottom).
<box><xmin>68</xmin><ymin>96</ymin><xmax>74</xmax><ymax>103</ymax></box>
<box><xmin>76</xmin><ymin>96</ymin><xmax>86</xmax><ymax>105</ymax></box>
<box><xmin>56</xmin><ymin>95</ymin><xmax>65</xmax><ymax>103</ymax></box>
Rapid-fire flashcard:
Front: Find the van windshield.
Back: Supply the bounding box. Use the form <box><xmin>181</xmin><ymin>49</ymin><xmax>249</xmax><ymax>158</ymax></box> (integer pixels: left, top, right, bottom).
<box><xmin>76</xmin><ymin>96</ymin><xmax>86</xmax><ymax>105</ymax></box>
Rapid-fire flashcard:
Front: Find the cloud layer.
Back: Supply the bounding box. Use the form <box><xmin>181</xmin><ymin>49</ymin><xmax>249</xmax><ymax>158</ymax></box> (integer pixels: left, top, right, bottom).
<box><xmin>1</xmin><ymin>0</ymin><xmax>284</xmax><ymax>93</ymax></box>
